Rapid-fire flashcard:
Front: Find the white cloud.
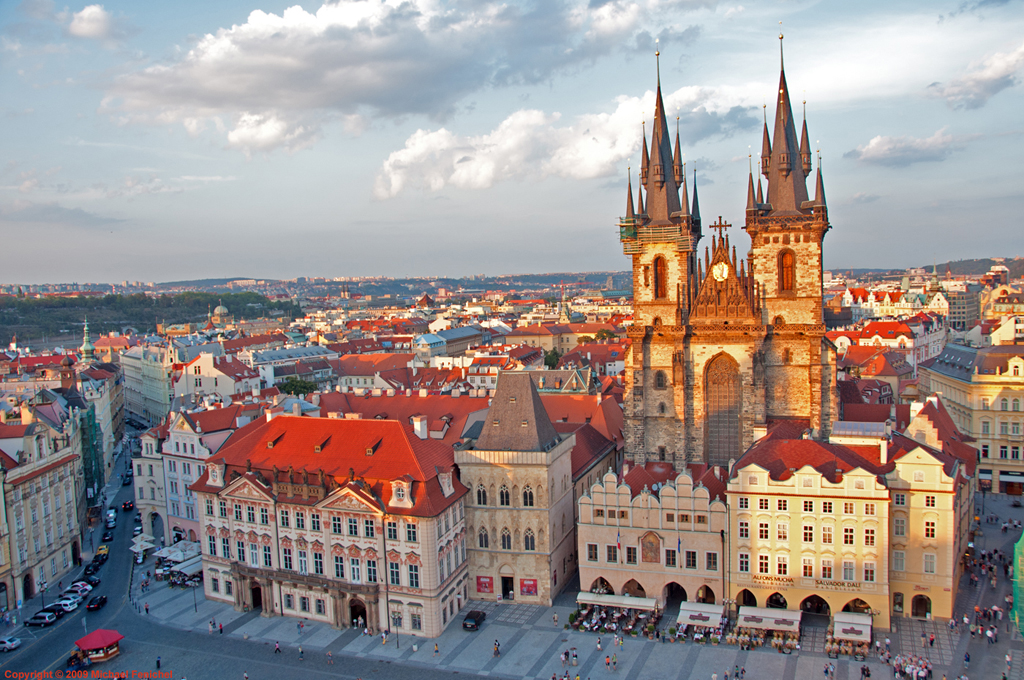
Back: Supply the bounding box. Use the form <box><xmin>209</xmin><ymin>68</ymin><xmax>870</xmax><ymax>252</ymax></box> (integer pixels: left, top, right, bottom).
<box><xmin>374</xmin><ymin>84</ymin><xmax>757</xmax><ymax>197</ymax></box>
<box><xmin>844</xmin><ymin>128</ymin><xmax>959</xmax><ymax>167</ymax></box>
<box><xmin>103</xmin><ymin>0</ymin><xmax>710</xmax><ymax>155</ymax></box>
<box><xmin>928</xmin><ymin>40</ymin><xmax>1024</xmax><ymax>109</ymax></box>
<box><xmin>68</xmin><ymin>5</ymin><xmax>112</xmax><ymax>40</ymax></box>
<box><xmin>0</xmin><ymin>199</ymin><xmax>122</xmax><ymax>228</ymax></box>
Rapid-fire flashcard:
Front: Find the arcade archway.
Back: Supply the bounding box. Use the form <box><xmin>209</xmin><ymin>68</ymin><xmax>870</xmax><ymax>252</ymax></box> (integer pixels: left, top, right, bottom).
<box><xmin>695</xmin><ymin>585</ymin><xmax>716</xmax><ymax>604</ymax></box>
<box><xmin>737</xmin><ymin>589</ymin><xmax>757</xmax><ymax>607</ymax></box>
<box><xmin>842</xmin><ymin>598</ymin><xmax>871</xmax><ymax>614</ymax></box>
<box><xmin>622</xmin><ymin>579</ymin><xmax>646</xmax><ymax>598</ymax></box>
<box><xmin>911</xmin><ymin>595</ymin><xmax>931</xmax><ymax>618</ymax></box>
<box><xmin>766</xmin><ymin>592</ymin><xmax>788</xmax><ymax>609</ymax></box>
<box><xmin>590</xmin><ymin>577</ymin><xmax>613</xmax><ymax>594</ymax></box>
<box><xmin>801</xmin><ymin>595</ymin><xmax>831</xmax><ymax>616</ymax></box>
<box><xmin>350</xmin><ymin>599</ymin><xmax>367</xmax><ymax>628</ymax></box>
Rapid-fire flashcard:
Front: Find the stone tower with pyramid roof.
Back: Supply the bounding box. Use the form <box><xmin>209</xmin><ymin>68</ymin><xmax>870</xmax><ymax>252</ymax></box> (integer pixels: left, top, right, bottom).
<box><xmin>619</xmin><ymin>40</ymin><xmax>837</xmax><ymax>467</ymax></box>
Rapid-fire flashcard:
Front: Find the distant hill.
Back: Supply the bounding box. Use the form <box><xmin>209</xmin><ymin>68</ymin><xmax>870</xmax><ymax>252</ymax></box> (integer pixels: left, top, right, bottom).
<box><xmin>157</xmin><ymin>278</ymin><xmax>245</xmax><ymax>287</ymax></box>
<box><xmin>924</xmin><ymin>258</ymin><xmax>1024</xmax><ymax>278</ymax></box>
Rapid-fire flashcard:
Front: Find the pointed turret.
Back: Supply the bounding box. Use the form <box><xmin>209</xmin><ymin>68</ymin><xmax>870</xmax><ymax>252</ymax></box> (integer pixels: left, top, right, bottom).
<box><xmin>679</xmin><ymin>163</ymin><xmax>690</xmax><ymax>218</ymax></box>
<box><xmin>765</xmin><ymin>34</ymin><xmax>810</xmax><ymax>214</ymax></box>
<box><xmin>799</xmin><ymin>104</ymin><xmax>812</xmax><ymax>177</ymax></box>
<box><xmin>756</xmin><ymin>175</ymin><xmax>764</xmax><ymax>205</ymax></box>
<box><xmin>625</xmin><ymin>169</ymin><xmax>635</xmax><ymax>218</ymax></box>
<box><xmin>813</xmin><ymin>163</ymin><xmax>827</xmax><ymax>208</ymax></box>
<box><xmin>760</xmin><ymin>113</ymin><xmax>772</xmax><ymax>177</ymax></box>
<box><xmin>691</xmin><ymin>168</ymin><xmax>701</xmax><ymax>231</ymax></box>
<box><xmin>746</xmin><ymin>169</ymin><xmax>756</xmax><ymax>211</ymax></box>
<box><xmin>640</xmin><ymin>123</ymin><xmax>649</xmax><ymax>184</ymax></box>
<box><xmin>639</xmin><ymin>48</ymin><xmax>683</xmax><ymax>223</ymax></box>
<box><xmin>637</xmin><ymin>184</ymin><xmax>645</xmax><ymax>216</ymax></box>
<box><xmin>673</xmin><ymin>121</ymin><xmax>683</xmax><ymax>186</ymax></box>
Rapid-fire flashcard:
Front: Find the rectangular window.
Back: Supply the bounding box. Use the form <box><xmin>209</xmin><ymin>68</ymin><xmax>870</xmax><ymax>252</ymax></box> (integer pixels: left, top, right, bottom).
<box><xmin>665</xmin><ymin>513</ymin><xmax>675</xmax><ymax>523</ymax></box>
<box><xmin>587</xmin><ymin>544</ymin><xmax>598</xmax><ymax>561</ymax></box>
<box><xmin>894</xmin><ymin>517</ymin><xmax>906</xmax><ymax>536</ymax></box>
<box><xmin>739</xmin><ymin>553</ymin><xmax>750</xmax><ymax>573</ymax></box>
<box><xmin>295</xmin><ymin>512</ymin><xmax>305</xmax><ymax>530</ymax></box>
<box><xmin>758</xmin><ymin>523</ymin><xmax>769</xmax><ymax>540</ymax></box>
<box><xmin>331</xmin><ymin>516</ymin><xmax>343</xmax><ymax>534</ymax></box>
<box><xmin>925</xmin><ymin>495</ymin><xmax>936</xmax><ymax>508</ymax></box>
<box><xmin>364</xmin><ymin>519</ymin><xmax>376</xmax><ymax>538</ymax></box>
<box><xmin>924</xmin><ymin>553</ymin><xmax>936</xmax><ymax>574</ymax></box>
<box><xmin>211</xmin><ymin>578</ymin><xmax>219</xmax><ymax>593</ymax></box>
<box><xmin>925</xmin><ymin>521</ymin><xmax>936</xmax><ymax>539</ymax></box>
<box><xmin>406</xmin><ymin>523</ymin><xmax>418</xmax><ymax>542</ymax></box>
<box><xmin>607</xmin><ymin>546</ymin><xmax>618</xmax><ymax>563</ymax></box>
<box><xmin>706</xmin><ymin>552</ymin><xmax>718</xmax><ymax>571</ymax></box>
<box><xmin>348</xmin><ymin>518</ymin><xmax>358</xmax><ymax>536</ymax></box>
<box><xmin>234</xmin><ymin>504</ymin><xmax>242</xmax><ymax>521</ymax></box>
<box><xmin>222</xmin><ymin>537</ymin><xmax>230</xmax><ymax>558</ymax></box>
<box><xmin>366</xmin><ymin>559</ymin><xmax>377</xmax><ymax>583</ymax></box>
<box><xmin>311</xmin><ymin>513</ymin><xmax>321</xmax><ymax>531</ymax></box>
<box><xmin>389</xmin><ymin>561</ymin><xmax>401</xmax><ymax>586</ymax></box>
<box><xmin>350</xmin><ymin>558</ymin><xmax>361</xmax><ymax>582</ymax></box>
<box><xmin>205</xmin><ymin>499</ymin><xmax>214</xmax><ymax>516</ymax></box>
<box><xmin>249</xmin><ymin>543</ymin><xmax>258</xmax><ymax>567</ymax></box>
<box><xmin>777</xmin><ymin>499</ymin><xmax>788</xmax><ymax>511</ymax></box>
<box><xmin>283</xmin><ymin>547</ymin><xmax>293</xmax><ymax>570</ymax></box>
<box><xmin>264</xmin><ymin>545</ymin><xmax>273</xmax><ymax>567</ymax></box>
<box><xmin>777</xmin><ymin>523</ymin><xmax>788</xmax><ymax>541</ymax></box>
<box><xmin>300</xmin><ymin>596</ymin><xmax>310</xmax><ymax>613</ymax></box>
<box><xmin>822</xmin><ymin>526</ymin><xmax>833</xmax><ymax>544</ymax></box>
<box><xmin>685</xmin><ymin>550</ymin><xmax>697</xmax><ymax>569</ymax></box>
<box><xmin>219</xmin><ymin>500</ymin><xmax>228</xmax><ymax>517</ymax></box>
<box><xmin>758</xmin><ymin>498</ymin><xmax>769</xmax><ymax>510</ymax></box>
<box><xmin>802</xmin><ymin>558</ymin><xmax>814</xmax><ymax>578</ymax></box>
<box><xmin>893</xmin><ymin>493</ymin><xmax>906</xmax><ymax>506</ymax></box>
<box><xmin>246</xmin><ymin>505</ymin><xmax>256</xmax><ymax>523</ymax></box>
<box><xmin>803</xmin><ymin>500</ymin><xmax>814</xmax><ymax>513</ymax></box>
<box><xmin>776</xmin><ymin>555</ymin><xmax>788</xmax><ymax>576</ymax></box>
<box><xmin>284</xmin><ymin>594</ymin><xmax>294</xmax><ymax>609</ymax></box>
<box><xmin>739</xmin><ymin>521</ymin><xmax>749</xmax><ymax>539</ymax></box>
<box><xmin>982</xmin><ymin>444</ymin><xmax>990</xmax><ymax>458</ymax></box>
<box><xmin>387</xmin><ymin>521</ymin><xmax>398</xmax><ymax>541</ymax></box>
<box><xmin>843</xmin><ymin>527</ymin><xmax>855</xmax><ymax>545</ymax></box>
<box><xmin>665</xmin><ymin>549</ymin><xmax>677</xmax><ymax>567</ymax></box>
<box><xmin>334</xmin><ymin>555</ymin><xmax>345</xmax><ymax>579</ymax></box>
<box><xmin>863</xmin><ymin>562</ymin><xmax>875</xmax><ymax>582</ymax></box>
<box><xmin>298</xmin><ymin>550</ymin><xmax>308</xmax><ymax>574</ymax></box>
<box><xmin>225</xmin><ymin>581</ymin><xmax>232</xmax><ymax>595</ymax></box>
<box><xmin>892</xmin><ymin>551</ymin><xmax>905</xmax><ymax>572</ymax></box>
<box><xmin>864</xmin><ymin>503</ymin><xmax>875</xmax><ymax>516</ymax></box>
<box><xmin>1014</xmin><ymin>446</ymin><xmax>1021</xmax><ymax>460</ymax></box>
<box><xmin>843</xmin><ymin>560</ymin><xmax>855</xmax><ymax>581</ymax></box>
<box><xmin>864</xmin><ymin>528</ymin><xmax>875</xmax><ymax>547</ymax></box>
<box><xmin>408</xmin><ymin>564</ymin><xmax>420</xmax><ymax>588</ymax></box>
<box><xmin>208</xmin><ymin>535</ymin><xmax>217</xmax><ymax>556</ymax></box>
<box><xmin>758</xmin><ymin>554</ymin><xmax>769</xmax><ymax>574</ymax></box>
<box><xmin>738</xmin><ymin>497</ymin><xmax>749</xmax><ymax>509</ymax></box>
<box><xmin>237</xmin><ymin>540</ymin><xmax>245</xmax><ymax>561</ymax></box>
<box><xmin>822</xmin><ymin>501</ymin><xmax>833</xmax><ymax>513</ymax></box>
<box><xmin>594</xmin><ymin>509</ymin><xmax>604</xmax><ymax>518</ymax></box>
<box><xmin>626</xmin><ymin>547</ymin><xmax>637</xmax><ymax>565</ymax></box>
<box><xmin>279</xmin><ymin>510</ymin><xmax>290</xmax><ymax>528</ymax></box>
<box><xmin>316</xmin><ymin>599</ymin><xmax>326</xmax><ymax>615</ymax></box>
<box><xmin>803</xmin><ymin>525</ymin><xmax>814</xmax><ymax>543</ymax></box>
<box><xmin>311</xmin><ymin>552</ymin><xmax>323</xmax><ymax>575</ymax></box>
<box><xmin>411</xmin><ymin>613</ymin><xmax>422</xmax><ymax>631</ymax></box>
<box><xmin>843</xmin><ymin>502</ymin><xmax>854</xmax><ymax>514</ymax></box>
<box><xmin>821</xmin><ymin>559</ymin><xmax>833</xmax><ymax>580</ymax></box>
<box><xmin>260</xmin><ymin>508</ymin><xmax>269</xmax><ymax>525</ymax></box>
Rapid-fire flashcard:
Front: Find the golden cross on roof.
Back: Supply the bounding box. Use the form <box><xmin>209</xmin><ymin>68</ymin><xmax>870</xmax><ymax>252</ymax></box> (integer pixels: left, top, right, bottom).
<box><xmin>710</xmin><ymin>216</ymin><xmax>730</xmax><ymax>238</ymax></box>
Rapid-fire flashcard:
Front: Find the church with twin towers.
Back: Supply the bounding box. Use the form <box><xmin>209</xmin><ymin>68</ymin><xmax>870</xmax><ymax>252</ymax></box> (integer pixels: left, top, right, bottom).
<box><xmin>619</xmin><ymin>38</ymin><xmax>838</xmax><ymax>468</ymax></box>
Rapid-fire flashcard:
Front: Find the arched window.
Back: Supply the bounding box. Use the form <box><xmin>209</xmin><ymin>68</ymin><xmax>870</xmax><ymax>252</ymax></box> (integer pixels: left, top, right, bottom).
<box><xmin>1002</xmin><ymin>398</ymin><xmax>1009</xmax><ymax>411</ymax></box>
<box><xmin>1014</xmin><ymin>399</ymin><xmax>1020</xmax><ymax>412</ymax></box>
<box><xmin>779</xmin><ymin>250</ymin><xmax>795</xmax><ymax>293</ymax></box>
<box><xmin>1015</xmin><ymin>366</ymin><xmax>1021</xmax><ymax>377</ymax></box>
<box><xmin>655</xmin><ymin>371</ymin><xmax>667</xmax><ymax>389</ymax></box>
<box><xmin>705</xmin><ymin>353</ymin><xmax>741</xmax><ymax>466</ymax></box>
<box><xmin>478</xmin><ymin>528</ymin><xmax>489</xmax><ymax>548</ymax></box>
<box><xmin>524</xmin><ymin>529</ymin><xmax>536</xmax><ymax>551</ymax></box>
<box><xmin>523</xmin><ymin>486</ymin><xmax>534</xmax><ymax>507</ymax></box>
<box><xmin>500</xmin><ymin>528</ymin><xmax>512</xmax><ymax>550</ymax></box>
<box><xmin>499</xmin><ymin>485</ymin><xmax>510</xmax><ymax>507</ymax></box>
<box><xmin>658</xmin><ymin>403</ymin><xmax>666</xmax><ymax>414</ymax></box>
<box><xmin>653</xmin><ymin>256</ymin><xmax>667</xmax><ymax>299</ymax></box>
<box><xmin>476</xmin><ymin>485</ymin><xmax>487</xmax><ymax>506</ymax></box>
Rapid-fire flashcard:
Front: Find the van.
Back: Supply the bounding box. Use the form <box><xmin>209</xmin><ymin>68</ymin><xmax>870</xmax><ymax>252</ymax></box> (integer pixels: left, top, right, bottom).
<box><xmin>106</xmin><ymin>509</ymin><xmax>117</xmax><ymax>521</ymax></box>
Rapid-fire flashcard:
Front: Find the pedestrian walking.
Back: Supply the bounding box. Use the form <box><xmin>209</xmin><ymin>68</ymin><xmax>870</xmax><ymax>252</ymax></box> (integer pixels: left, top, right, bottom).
<box><xmin>219</xmin><ymin>623</ymin><xmax>223</xmax><ymax>634</ymax></box>
<box><xmin>156</xmin><ymin>656</ymin><xmax>161</xmax><ymax>669</ymax></box>
<box><xmin>611</xmin><ymin>654</ymin><xmax>617</xmax><ymax>671</ymax></box>
<box><xmin>605</xmin><ymin>656</ymin><xmax>610</xmax><ymax>669</ymax></box>
<box><xmin>327</xmin><ymin>651</ymin><xmax>334</xmax><ymax>664</ymax></box>
<box><xmin>596</xmin><ymin>636</ymin><xmax>602</xmax><ymax>651</ymax></box>
<box><xmin>145</xmin><ymin>602</ymin><xmax>150</xmax><ymax>614</ymax></box>
<box><xmin>298</xmin><ymin>621</ymin><xmax>303</xmax><ymax>635</ymax></box>
<box><xmin>553</xmin><ymin>613</ymin><xmax>558</xmax><ymax>626</ymax></box>
<box><xmin>929</xmin><ymin>633</ymin><xmax>935</xmax><ymax>647</ymax></box>
<box><xmin>964</xmin><ymin>652</ymin><xmax>970</xmax><ymax>669</ymax></box>
<box><xmin>298</xmin><ymin>645</ymin><xmax>304</xmax><ymax>661</ymax></box>
<box><xmin>561</xmin><ymin>651</ymin><xmax>566</xmax><ymax>667</ymax></box>
<box><xmin>243</xmin><ymin>673</ymin><xmax>248</xmax><ymax>680</ymax></box>
<box><xmin>275</xmin><ymin>641</ymin><xmax>281</xmax><ymax>653</ymax></box>
<box><xmin>209</xmin><ymin>621</ymin><xmax>214</xmax><ymax>634</ymax></box>
<box><xmin>434</xmin><ymin>643</ymin><xmax>439</xmax><ymax>657</ymax></box>
<box><xmin>885</xmin><ymin>637</ymin><xmax>890</xmax><ymax>652</ymax></box>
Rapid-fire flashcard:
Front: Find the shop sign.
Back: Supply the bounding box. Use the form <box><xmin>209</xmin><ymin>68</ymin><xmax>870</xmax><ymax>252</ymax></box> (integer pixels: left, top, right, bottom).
<box><xmin>752</xmin><ymin>575</ymin><xmax>795</xmax><ymax>587</ymax></box>
<box><xmin>814</xmin><ymin>579</ymin><xmax>863</xmax><ymax>591</ymax></box>
<box><xmin>520</xmin><ymin>579</ymin><xmax>538</xmax><ymax>596</ymax></box>
<box><xmin>476</xmin><ymin>576</ymin><xmax>493</xmax><ymax>593</ymax></box>
<box><xmin>913</xmin><ymin>585</ymin><xmax>930</xmax><ymax>592</ymax></box>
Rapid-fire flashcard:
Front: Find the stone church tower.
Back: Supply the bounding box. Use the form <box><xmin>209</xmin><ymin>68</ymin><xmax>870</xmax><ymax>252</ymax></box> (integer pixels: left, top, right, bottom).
<box><xmin>621</xmin><ymin>43</ymin><xmax>838</xmax><ymax>467</ymax></box>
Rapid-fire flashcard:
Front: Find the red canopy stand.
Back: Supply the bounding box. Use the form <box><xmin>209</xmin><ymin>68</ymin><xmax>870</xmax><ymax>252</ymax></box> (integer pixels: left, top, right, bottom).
<box><xmin>75</xmin><ymin>629</ymin><xmax>124</xmax><ymax>662</ymax></box>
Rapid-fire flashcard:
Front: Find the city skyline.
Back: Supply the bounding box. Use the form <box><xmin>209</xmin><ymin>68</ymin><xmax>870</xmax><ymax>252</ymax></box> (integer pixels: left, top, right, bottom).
<box><xmin>2</xmin><ymin>0</ymin><xmax>1023</xmax><ymax>284</ymax></box>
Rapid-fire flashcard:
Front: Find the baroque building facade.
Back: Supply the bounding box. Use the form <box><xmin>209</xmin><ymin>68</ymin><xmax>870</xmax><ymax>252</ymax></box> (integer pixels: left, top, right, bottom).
<box><xmin>620</xmin><ymin>46</ymin><xmax>837</xmax><ymax>467</ymax></box>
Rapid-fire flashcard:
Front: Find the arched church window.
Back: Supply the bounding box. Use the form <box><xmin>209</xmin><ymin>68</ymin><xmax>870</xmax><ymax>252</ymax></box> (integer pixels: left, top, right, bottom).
<box><xmin>773</xmin><ymin>316</ymin><xmax>785</xmax><ymax>328</ymax></box>
<box><xmin>478</xmin><ymin>527</ymin><xmax>489</xmax><ymax>548</ymax></box>
<box><xmin>658</xmin><ymin>403</ymin><xmax>666</xmax><ymax>415</ymax></box>
<box><xmin>653</xmin><ymin>256</ymin><xmax>667</xmax><ymax>299</ymax></box>
<box><xmin>655</xmin><ymin>371</ymin><xmax>667</xmax><ymax>389</ymax></box>
<box><xmin>500</xmin><ymin>528</ymin><xmax>512</xmax><ymax>550</ymax></box>
<box><xmin>522</xmin><ymin>486</ymin><xmax>534</xmax><ymax>507</ymax></box>
<box><xmin>705</xmin><ymin>353</ymin><xmax>741</xmax><ymax>467</ymax></box>
<box><xmin>524</xmin><ymin>530</ymin><xmax>535</xmax><ymax>551</ymax></box>
<box><xmin>476</xmin><ymin>485</ymin><xmax>487</xmax><ymax>506</ymax></box>
<box><xmin>499</xmin><ymin>485</ymin><xmax>510</xmax><ymax>506</ymax></box>
<box><xmin>779</xmin><ymin>250</ymin><xmax>796</xmax><ymax>293</ymax></box>
<box><xmin>653</xmin><ymin>317</ymin><xmax>663</xmax><ymax>327</ymax></box>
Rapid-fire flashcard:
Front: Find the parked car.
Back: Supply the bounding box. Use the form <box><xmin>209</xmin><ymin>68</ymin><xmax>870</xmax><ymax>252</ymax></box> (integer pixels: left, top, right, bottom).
<box><xmin>85</xmin><ymin>595</ymin><xmax>107</xmax><ymax>611</ymax></box>
<box><xmin>24</xmin><ymin>612</ymin><xmax>56</xmax><ymax>627</ymax></box>
<box><xmin>101</xmin><ymin>531</ymin><xmax>114</xmax><ymax>542</ymax></box>
<box><xmin>54</xmin><ymin>599</ymin><xmax>79</xmax><ymax>612</ymax></box>
<box><xmin>83</xmin><ymin>563</ymin><xmax>101</xmax><ymax>576</ymax></box>
<box><xmin>0</xmin><ymin>636</ymin><xmax>22</xmax><ymax>652</ymax></box>
<box><xmin>66</xmin><ymin>582</ymin><xmax>92</xmax><ymax>594</ymax></box>
<box><xmin>75</xmin><ymin>576</ymin><xmax>101</xmax><ymax>587</ymax></box>
<box><xmin>122</xmin><ymin>475</ymin><xmax>132</xmax><ymax>486</ymax></box>
<box><xmin>122</xmin><ymin>500</ymin><xmax>134</xmax><ymax>511</ymax></box>
<box><xmin>96</xmin><ymin>545</ymin><xmax>110</xmax><ymax>556</ymax></box>
<box><xmin>135</xmin><ymin>551</ymin><xmax>144</xmax><ymax>564</ymax></box>
<box><xmin>462</xmin><ymin>610</ymin><xmax>487</xmax><ymax>630</ymax></box>
<box><xmin>105</xmin><ymin>519</ymin><xmax>116</xmax><ymax>529</ymax></box>
<box><xmin>133</xmin><ymin>526</ymin><xmax>142</xmax><ymax>536</ymax></box>
<box><xmin>39</xmin><ymin>604</ymin><xmax>67</xmax><ymax>619</ymax></box>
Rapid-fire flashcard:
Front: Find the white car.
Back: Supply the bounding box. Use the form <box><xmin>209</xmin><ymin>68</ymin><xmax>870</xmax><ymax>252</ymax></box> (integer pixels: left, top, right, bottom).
<box><xmin>0</xmin><ymin>636</ymin><xmax>22</xmax><ymax>652</ymax></box>
<box><xmin>66</xmin><ymin>583</ymin><xmax>92</xmax><ymax>594</ymax></box>
<box><xmin>53</xmin><ymin>599</ymin><xmax>79</xmax><ymax>612</ymax></box>
<box><xmin>60</xmin><ymin>592</ymin><xmax>85</xmax><ymax>605</ymax></box>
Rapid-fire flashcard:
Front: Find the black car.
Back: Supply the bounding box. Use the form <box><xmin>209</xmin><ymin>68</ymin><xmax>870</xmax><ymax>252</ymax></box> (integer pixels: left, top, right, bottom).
<box><xmin>462</xmin><ymin>610</ymin><xmax>487</xmax><ymax>630</ymax></box>
<box><xmin>83</xmin><ymin>563</ymin><xmax>101</xmax><ymax>576</ymax></box>
<box><xmin>40</xmin><ymin>604</ymin><xmax>67</xmax><ymax>619</ymax></box>
<box><xmin>122</xmin><ymin>500</ymin><xmax>134</xmax><ymax>511</ymax></box>
<box><xmin>75</xmin><ymin>575</ymin><xmax>101</xmax><ymax>587</ymax></box>
<box><xmin>122</xmin><ymin>475</ymin><xmax>132</xmax><ymax>486</ymax></box>
<box><xmin>86</xmin><ymin>596</ymin><xmax>107</xmax><ymax>611</ymax></box>
<box><xmin>101</xmin><ymin>531</ymin><xmax>114</xmax><ymax>542</ymax></box>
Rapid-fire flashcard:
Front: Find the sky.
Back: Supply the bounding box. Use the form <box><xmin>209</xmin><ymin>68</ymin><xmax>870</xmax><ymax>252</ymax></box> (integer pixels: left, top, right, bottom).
<box><xmin>2</xmin><ymin>0</ymin><xmax>1023</xmax><ymax>285</ymax></box>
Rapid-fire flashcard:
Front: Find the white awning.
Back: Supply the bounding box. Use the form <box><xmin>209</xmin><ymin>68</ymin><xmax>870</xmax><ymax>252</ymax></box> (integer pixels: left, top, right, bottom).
<box><xmin>133</xmin><ymin>533</ymin><xmax>155</xmax><ymax>543</ymax></box>
<box><xmin>171</xmin><ymin>556</ymin><xmax>203</xmax><ymax>574</ymax></box>
<box><xmin>736</xmin><ymin>606</ymin><xmax>802</xmax><ymax>632</ymax></box>
<box><xmin>129</xmin><ymin>542</ymin><xmax>154</xmax><ymax>553</ymax></box>
<box><xmin>676</xmin><ymin>602</ymin><xmax>726</xmax><ymax>627</ymax></box>
<box><xmin>832</xmin><ymin>612</ymin><xmax>872</xmax><ymax>642</ymax></box>
<box><xmin>576</xmin><ymin>592</ymin><xmax>658</xmax><ymax>610</ymax></box>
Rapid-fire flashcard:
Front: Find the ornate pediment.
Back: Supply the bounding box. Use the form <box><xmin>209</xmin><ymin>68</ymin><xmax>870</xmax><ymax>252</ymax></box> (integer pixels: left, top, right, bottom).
<box><xmin>691</xmin><ymin>225</ymin><xmax>760</xmax><ymax>324</ymax></box>
<box><xmin>222</xmin><ymin>475</ymin><xmax>273</xmax><ymax>502</ymax></box>
<box><xmin>320</xmin><ymin>487</ymin><xmax>379</xmax><ymax>513</ymax></box>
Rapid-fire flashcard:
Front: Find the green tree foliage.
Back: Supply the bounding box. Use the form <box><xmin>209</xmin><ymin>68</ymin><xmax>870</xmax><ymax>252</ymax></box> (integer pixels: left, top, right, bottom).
<box><xmin>277</xmin><ymin>377</ymin><xmax>318</xmax><ymax>396</ymax></box>
<box><xmin>594</xmin><ymin>328</ymin><xmax>617</xmax><ymax>341</ymax></box>
<box><xmin>544</xmin><ymin>348</ymin><xmax>561</xmax><ymax>369</ymax></box>
<box><xmin>575</xmin><ymin>335</ymin><xmax>595</xmax><ymax>345</ymax></box>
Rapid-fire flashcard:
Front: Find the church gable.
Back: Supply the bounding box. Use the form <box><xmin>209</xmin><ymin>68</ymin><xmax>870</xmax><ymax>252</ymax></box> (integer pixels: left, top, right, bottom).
<box><xmin>222</xmin><ymin>475</ymin><xmax>274</xmax><ymax>502</ymax></box>
<box><xmin>691</xmin><ymin>222</ymin><xmax>761</xmax><ymax>324</ymax></box>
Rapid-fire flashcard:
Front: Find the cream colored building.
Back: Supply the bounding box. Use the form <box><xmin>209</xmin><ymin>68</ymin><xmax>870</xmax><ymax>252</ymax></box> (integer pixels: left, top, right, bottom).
<box><xmin>121</xmin><ymin>345</ymin><xmax>174</xmax><ymax>426</ymax></box>
<box><xmin>577</xmin><ymin>463</ymin><xmax>728</xmax><ymax>607</ymax></box>
<box><xmin>919</xmin><ymin>344</ymin><xmax>1024</xmax><ymax>493</ymax></box>
<box><xmin>191</xmin><ymin>414</ymin><xmax>468</xmax><ymax>638</ymax></box>
<box><xmin>136</xmin><ymin>423</ymin><xmax>168</xmax><ymax>540</ymax></box>
<box><xmin>459</xmin><ymin>373</ymin><xmax>577</xmax><ymax>605</ymax></box>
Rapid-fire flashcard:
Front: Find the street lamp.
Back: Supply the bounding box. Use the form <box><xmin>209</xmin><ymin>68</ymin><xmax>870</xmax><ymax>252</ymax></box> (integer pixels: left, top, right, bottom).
<box><xmin>192</xmin><ymin>582</ymin><xmax>198</xmax><ymax>612</ymax></box>
<box><xmin>38</xmin><ymin>578</ymin><xmax>48</xmax><ymax>609</ymax></box>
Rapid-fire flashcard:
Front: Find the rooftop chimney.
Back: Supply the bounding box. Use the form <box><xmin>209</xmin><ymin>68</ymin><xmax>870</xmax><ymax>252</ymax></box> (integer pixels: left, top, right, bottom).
<box><xmin>412</xmin><ymin>415</ymin><xmax>428</xmax><ymax>440</ymax></box>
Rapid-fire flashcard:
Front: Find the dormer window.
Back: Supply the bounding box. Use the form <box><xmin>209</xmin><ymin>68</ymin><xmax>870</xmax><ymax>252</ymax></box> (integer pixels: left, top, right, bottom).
<box><xmin>395</xmin><ymin>486</ymin><xmax>406</xmax><ymax>501</ymax></box>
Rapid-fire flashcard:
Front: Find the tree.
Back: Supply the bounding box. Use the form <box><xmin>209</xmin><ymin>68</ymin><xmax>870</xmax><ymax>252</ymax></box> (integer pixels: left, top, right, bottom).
<box><xmin>595</xmin><ymin>328</ymin><xmax>617</xmax><ymax>341</ymax></box>
<box><xmin>575</xmin><ymin>335</ymin><xmax>595</xmax><ymax>345</ymax></box>
<box><xmin>278</xmin><ymin>377</ymin><xmax>318</xmax><ymax>396</ymax></box>
<box><xmin>544</xmin><ymin>348</ymin><xmax>561</xmax><ymax>369</ymax></box>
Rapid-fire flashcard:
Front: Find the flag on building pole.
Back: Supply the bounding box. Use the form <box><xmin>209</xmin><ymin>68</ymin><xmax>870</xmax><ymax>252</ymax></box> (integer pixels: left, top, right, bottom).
<box><xmin>616</xmin><ymin>531</ymin><xmax>621</xmax><ymax>562</ymax></box>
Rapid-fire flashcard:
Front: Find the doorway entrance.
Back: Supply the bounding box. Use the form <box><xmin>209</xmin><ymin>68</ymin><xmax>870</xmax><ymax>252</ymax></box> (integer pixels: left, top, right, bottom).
<box><xmin>22</xmin><ymin>574</ymin><xmax>34</xmax><ymax>600</ymax></box>
<box><xmin>501</xmin><ymin>577</ymin><xmax>514</xmax><ymax>600</ymax></box>
<box><xmin>911</xmin><ymin>595</ymin><xmax>931</xmax><ymax>618</ymax></box>
<box><xmin>801</xmin><ymin>595</ymin><xmax>831</xmax><ymax>616</ymax></box>
<box><xmin>350</xmin><ymin>599</ymin><xmax>367</xmax><ymax>628</ymax></box>
<box><xmin>250</xmin><ymin>584</ymin><xmax>263</xmax><ymax>610</ymax></box>
<box><xmin>71</xmin><ymin>541</ymin><xmax>81</xmax><ymax>567</ymax></box>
